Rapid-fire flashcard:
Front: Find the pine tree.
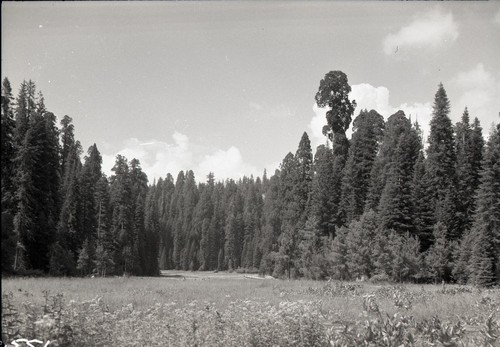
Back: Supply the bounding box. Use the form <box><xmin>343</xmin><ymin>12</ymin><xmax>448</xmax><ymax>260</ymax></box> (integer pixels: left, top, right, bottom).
<box><xmin>60</xmin><ymin>115</ymin><xmax>75</xmax><ymax>180</ymax></box>
<box><xmin>94</xmin><ymin>175</ymin><xmax>113</xmax><ymax>275</ymax></box>
<box><xmin>79</xmin><ymin>144</ymin><xmax>103</xmax><ymax>246</ymax></box>
<box><xmin>426</xmin><ymin>222</ymin><xmax>451</xmax><ymax>282</ymax></box>
<box><xmin>109</xmin><ymin>155</ymin><xmax>133</xmax><ymax>274</ymax></box>
<box><xmin>13</xmin><ymin>87</ymin><xmax>61</xmax><ymax>271</ymax></box>
<box><xmin>298</xmin><ymin>216</ymin><xmax>326</xmax><ymax>279</ymax></box>
<box><xmin>224</xmin><ymin>191</ymin><xmax>244</xmax><ymax>270</ymax></box>
<box><xmin>197</xmin><ymin>174</ymin><xmax>215</xmax><ymax>270</ymax></box>
<box><xmin>455</xmin><ymin>110</ymin><xmax>484</xmax><ymax>234</ymax></box>
<box><xmin>309</xmin><ymin>145</ymin><xmax>336</xmax><ymax>238</ymax></box>
<box><xmin>56</xmin><ymin>141</ymin><xmax>83</xmax><ymax>257</ymax></box>
<box><xmin>345</xmin><ymin>210</ymin><xmax>379</xmax><ymax>280</ymax></box>
<box><xmin>366</xmin><ymin>110</ymin><xmax>414</xmax><ymax>210</ymax></box>
<box><xmin>426</xmin><ymin>83</ymin><xmax>457</xmax><ymax>237</ymax></box>
<box><xmin>1</xmin><ymin>78</ymin><xmax>16</xmax><ymax>208</ymax></box>
<box><xmin>326</xmin><ymin>225</ymin><xmax>349</xmax><ymax>280</ymax></box>
<box><xmin>467</xmin><ymin>124</ymin><xmax>500</xmax><ymax>286</ymax></box>
<box><xmin>182</xmin><ymin>170</ymin><xmax>199</xmax><ymax>270</ymax></box>
<box><xmin>144</xmin><ymin>184</ymin><xmax>160</xmax><ymax>275</ymax></box>
<box><xmin>158</xmin><ymin>174</ymin><xmax>175</xmax><ymax>269</ymax></box>
<box><xmin>1</xmin><ymin>77</ymin><xmax>17</xmax><ymax>272</ymax></box>
<box><xmin>412</xmin><ymin>152</ymin><xmax>435</xmax><ymax>250</ymax></box>
<box><xmin>76</xmin><ymin>238</ymin><xmax>93</xmax><ymax>276</ymax></box>
<box><xmin>129</xmin><ymin>159</ymin><xmax>149</xmax><ymax>275</ymax></box>
<box><xmin>378</xmin><ymin>116</ymin><xmax>421</xmax><ymax>234</ymax></box>
<box><xmin>388</xmin><ymin>231</ymin><xmax>422</xmax><ymax>283</ymax></box>
<box><xmin>13</xmin><ymin>80</ymin><xmax>35</xmax><ymax>149</ymax></box>
<box><xmin>211</xmin><ymin>182</ymin><xmax>225</xmax><ymax>270</ymax></box>
<box><xmin>259</xmin><ymin>170</ymin><xmax>282</xmax><ymax>273</ymax></box>
<box><xmin>294</xmin><ymin>132</ymin><xmax>313</xmax><ymax>224</ymax></box>
<box><xmin>275</xmin><ymin>133</ymin><xmax>313</xmax><ymax>278</ymax></box>
<box><xmin>340</xmin><ymin>109</ymin><xmax>384</xmax><ymax>224</ymax></box>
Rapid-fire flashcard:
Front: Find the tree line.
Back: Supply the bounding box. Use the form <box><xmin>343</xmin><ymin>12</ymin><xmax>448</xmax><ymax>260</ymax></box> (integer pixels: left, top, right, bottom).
<box><xmin>1</xmin><ymin>71</ymin><xmax>499</xmax><ymax>286</ymax></box>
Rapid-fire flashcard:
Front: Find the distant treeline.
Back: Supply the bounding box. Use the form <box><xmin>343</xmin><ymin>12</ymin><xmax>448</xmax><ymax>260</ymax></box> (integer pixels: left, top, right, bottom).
<box><xmin>1</xmin><ymin>71</ymin><xmax>499</xmax><ymax>286</ymax></box>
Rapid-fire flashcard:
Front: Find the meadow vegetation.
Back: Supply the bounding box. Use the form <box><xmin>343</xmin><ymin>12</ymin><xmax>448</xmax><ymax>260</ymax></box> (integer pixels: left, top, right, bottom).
<box><xmin>2</xmin><ymin>274</ymin><xmax>499</xmax><ymax>346</ymax></box>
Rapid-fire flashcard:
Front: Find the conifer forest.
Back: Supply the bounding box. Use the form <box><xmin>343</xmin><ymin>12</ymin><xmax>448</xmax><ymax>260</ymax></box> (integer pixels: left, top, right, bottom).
<box><xmin>1</xmin><ymin>71</ymin><xmax>499</xmax><ymax>286</ymax></box>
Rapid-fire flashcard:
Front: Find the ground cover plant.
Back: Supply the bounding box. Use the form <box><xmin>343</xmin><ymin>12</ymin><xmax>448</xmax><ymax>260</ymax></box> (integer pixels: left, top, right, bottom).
<box><xmin>2</xmin><ymin>273</ymin><xmax>499</xmax><ymax>346</ymax></box>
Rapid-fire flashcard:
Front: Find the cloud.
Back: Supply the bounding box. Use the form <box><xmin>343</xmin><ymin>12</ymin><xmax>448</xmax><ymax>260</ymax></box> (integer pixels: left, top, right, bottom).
<box><xmin>349</xmin><ymin>84</ymin><xmax>393</xmax><ymax>116</ymax></box>
<box><xmin>383</xmin><ymin>7</ymin><xmax>458</xmax><ymax>55</ymax></box>
<box><xmin>198</xmin><ymin>146</ymin><xmax>258</xmax><ymax>180</ymax></box>
<box><xmin>450</xmin><ymin>63</ymin><xmax>500</xmax><ymax>130</ymax></box>
<box><xmin>308</xmin><ymin>83</ymin><xmax>432</xmax><ymax>150</ymax></box>
<box><xmin>101</xmin><ymin>132</ymin><xmax>258</xmax><ymax>183</ymax></box>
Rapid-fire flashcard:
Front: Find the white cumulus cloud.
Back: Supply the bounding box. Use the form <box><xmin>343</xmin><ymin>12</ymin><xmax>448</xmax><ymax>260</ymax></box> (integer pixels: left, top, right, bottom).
<box><xmin>101</xmin><ymin>132</ymin><xmax>258</xmax><ymax>183</ymax></box>
<box><xmin>198</xmin><ymin>146</ymin><xmax>258</xmax><ymax>180</ymax></box>
<box><xmin>383</xmin><ymin>7</ymin><xmax>458</xmax><ymax>55</ymax></box>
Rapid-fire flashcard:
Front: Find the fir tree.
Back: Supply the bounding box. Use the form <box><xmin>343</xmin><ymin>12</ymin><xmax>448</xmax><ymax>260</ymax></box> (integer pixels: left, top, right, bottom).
<box><xmin>455</xmin><ymin>110</ymin><xmax>484</xmax><ymax>234</ymax></box>
<box><xmin>412</xmin><ymin>152</ymin><xmax>435</xmax><ymax>250</ymax></box>
<box><xmin>1</xmin><ymin>77</ymin><xmax>17</xmax><ymax>272</ymax></box>
<box><xmin>467</xmin><ymin>124</ymin><xmax>500</xmax><ymax>286</ymax></box>
<box><xmin>340</xmin><ymin>109</ymin><xmax>384</xmax><ymax>224</ymax></box>
<box><xmin>109</xmin><ymin>155</ymin><xmax>133</xmax><ymax>274</ymax></box>
<box><xmin>345</xmin><ymin>210</ymin><xmax>379</xmax><ymax>280</ymax></box>
<box><xmin>309</xmin><ymin>145</ymin><xmax>336</xmax><ymax>238</ymax></box>
<box><xmin>366</xmin><ymin>110</ymin><xmax>414</xmax><ymax>210</ymax></box>
<box><xmin>426</xmin><ymin>222</ymin><xmax>451</xmax><ymax>282</ymax></box>
<box><xmin>327</xmin><ymin>225</ymin><xmax>349</xmax><ymax>280</ymax></box>
<box><xmin>378</xmin><ymin>117</ymin><xmax>421</xmax><ymax>234</ymax></box>
<box><xmin>426</xmin><ymin>83</ymin><xmax>457</xmax><ymax>237</ymax></box>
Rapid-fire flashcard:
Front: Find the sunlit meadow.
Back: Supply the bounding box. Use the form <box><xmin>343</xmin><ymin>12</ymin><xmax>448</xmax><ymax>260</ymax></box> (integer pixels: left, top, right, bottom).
<box><xmin>2</xmin><ymin>272</ymin><xmax>499</xmax><ymax>346</ymax></box>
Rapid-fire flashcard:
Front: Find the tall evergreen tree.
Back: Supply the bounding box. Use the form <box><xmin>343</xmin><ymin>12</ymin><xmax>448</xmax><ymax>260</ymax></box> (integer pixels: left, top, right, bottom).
<box><xmin>259</xmin><ymin>170</ymin><xmax>282</xmax><ymax>273</ymax></box>
<box><xmin>378</xmin><ymin>116</ymin><xmax>421</xmax><ymax>234</ymax></box>
<box><xmin>56</xmin><ymin>141</ymin><xmax>83</xmax><ymax>258</ymax></box>
<box><xmin>182</xmin><ymin>170</ymin><xmax>199</xmax><ymax>270</ymax></box>
<box><xmin>144</xmin><ymin>183</ymin><xmax>160</xmax><ymax>276</ymax></box>
<box><xmin>366</xmin><ymin>110</ymin><xmax>413</xmax><ymax>210</ymax></box>
<box><xmin>412</xmin><ymin>151</ymin><xmax>434</xmax><ymax>250</ymax></box>
<box><xmin>1</xmin><ymin>78</ymin><xmax>16</xmax><ymax>208</ymax></box>
<box><xmin>224</xmin><ymin>190</ymin><xmax>244</xmax><ymax>270</ymax></box>
<box><xmin>309</xmin><ymin>145</ymin><xmax>336</xmax><ymax>238</ymax></box>
<box><xmin>60</xmin><ymin>115</ymin><xmax>76</xmax><ymax>183</ymax></box>
<box><xmin>315</xmin><ymin>71</ymin><xmax>356</xmax><ymax>228</ymax></box>
<box><xmin>1</xmin><ymin>78</ymin><xmax>17</xmax><ymax>272</ymax></box>
<box><xmin>340</xmin><ymin>109</ymin><xmax>384</xmax><ymax>224</ymax></box>
<box><xmin>13</xmin><ymin>80</ymin><xmax>36</xmax><ymax>149</ymax></box>
<box><xmin>158</xmin><ymin>174</ymin><xmax>175</xmax><ymax>269</ymax></box>
<box><xmin>109</xmin><ymin>155</ymin><xmax>133</xmax><ymax>274</ymax></box>
<box><xmin>79</xmin><ymin>144</ymin><xmax>103</xmax><ymax>245</ymax></box>
<box><xmin>426</xmin><ymin>83</ymin><xmax>457</xmax><ymax>238</ymax></box>
<box><xmin>455</xmin><ymin>109</ymin><xmax>484</xmax><ymax>233</ymax></box>
<box><xmin>275</xmin><ymin>133</ymin><xmax>313</xmax><ymax>278</ymax></box>
<box><xmin>13</xmin><ymin>100</ymin><xmax>61</xmax><ymax>271</ymax></box>
<box><xmin>426</xmin><ymin>222</ymin><xmax>452</xmax><ymax>282</ymax></box>
<box><xmin>467</xmin><ymin>124</ymin><xmax>500</xmax><ymax>286</ymax></box>
<box><xmin>197</xmin><ymin>173</ymin><xmax>215</xmax><ymax>270</ymax></box>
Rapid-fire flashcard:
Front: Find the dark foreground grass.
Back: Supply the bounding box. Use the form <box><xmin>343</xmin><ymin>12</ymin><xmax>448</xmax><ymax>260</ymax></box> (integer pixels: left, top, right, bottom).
<box><xmin>2</xmin><ymin>274</ymin><xmax>499</xmax><ymax>346</ymax></box>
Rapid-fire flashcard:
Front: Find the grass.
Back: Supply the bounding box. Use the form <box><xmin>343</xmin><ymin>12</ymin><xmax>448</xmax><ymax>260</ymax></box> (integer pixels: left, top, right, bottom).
<box><xmin>2</xmin><ymin>273</ymin><xmax>500</xmax><ymax>346</ymax></box>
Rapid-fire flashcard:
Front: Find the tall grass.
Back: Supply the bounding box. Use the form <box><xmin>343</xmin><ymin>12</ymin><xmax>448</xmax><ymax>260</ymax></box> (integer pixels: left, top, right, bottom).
<box><xmin>2</xmin><ymin>276</ymin><xmax>499</xmax><ymax>346</ymax></box>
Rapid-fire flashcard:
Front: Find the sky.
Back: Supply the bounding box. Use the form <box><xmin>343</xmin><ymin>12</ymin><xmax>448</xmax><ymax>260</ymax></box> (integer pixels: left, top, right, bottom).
<box><xmin>2</xmin><ymin>2</ymin><xmax>500</xmax><ymax>183</ymax></box>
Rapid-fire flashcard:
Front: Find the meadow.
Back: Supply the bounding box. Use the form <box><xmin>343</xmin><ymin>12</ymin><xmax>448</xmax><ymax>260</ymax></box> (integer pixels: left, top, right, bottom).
<box><xmin>2</xmin><ymin>272</ymin><xmax>499</xmax><ymax>346</ymax></box>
